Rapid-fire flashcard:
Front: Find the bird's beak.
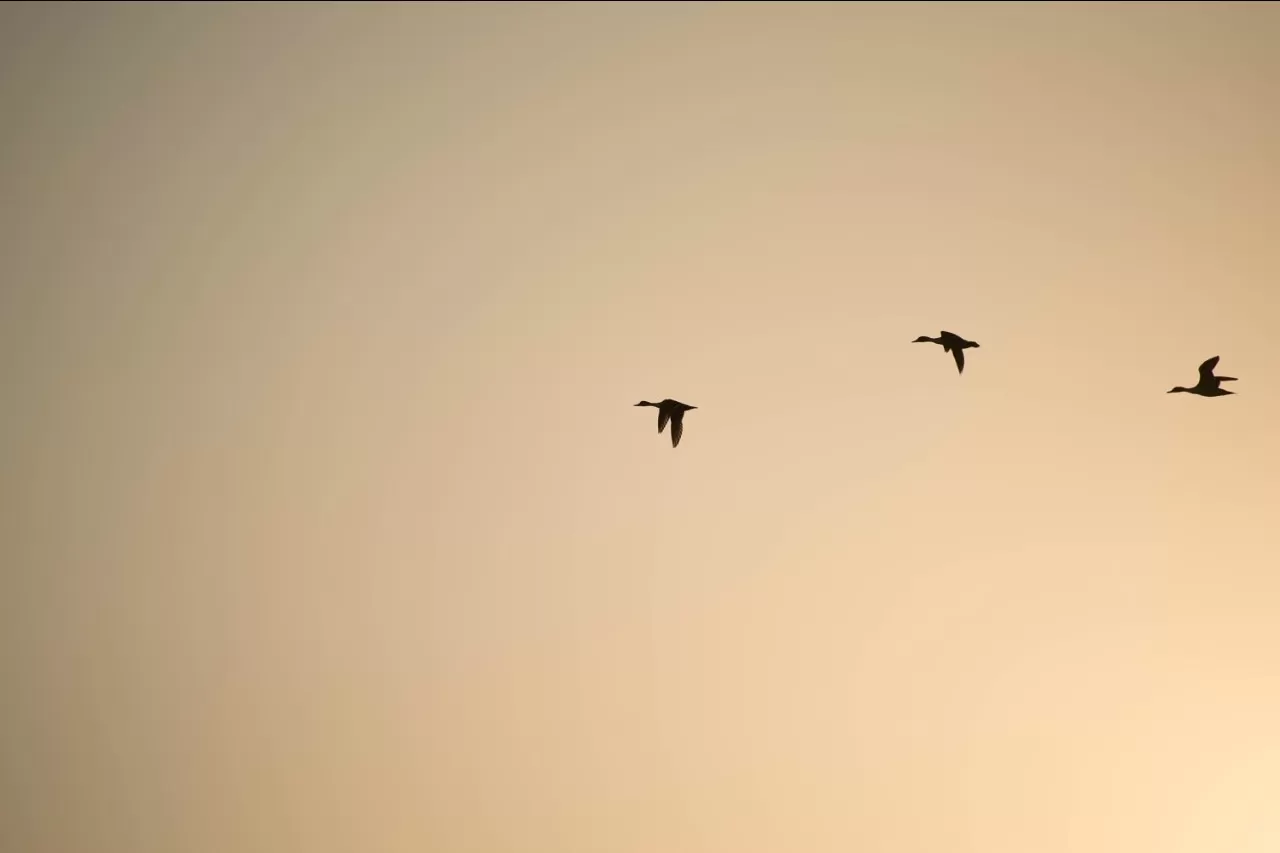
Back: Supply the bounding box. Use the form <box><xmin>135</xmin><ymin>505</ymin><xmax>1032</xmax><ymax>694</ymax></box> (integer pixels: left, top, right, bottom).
<box><xmin>689</xmin><ymin>406</ymin><xmax>698</xmax><ymax>410</ymax></box>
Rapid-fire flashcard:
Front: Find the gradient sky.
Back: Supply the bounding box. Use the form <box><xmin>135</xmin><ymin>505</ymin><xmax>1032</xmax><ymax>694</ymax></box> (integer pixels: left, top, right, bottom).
<box><xmin>3</xmin><ymin>3</ymin><xmax>1280</xmax><ymax>852</ymax></box>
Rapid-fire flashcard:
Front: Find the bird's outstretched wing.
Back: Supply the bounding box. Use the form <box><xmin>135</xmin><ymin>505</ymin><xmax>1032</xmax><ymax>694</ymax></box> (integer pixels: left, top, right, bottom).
<box><xmin>658</xmin><ymin>409</ymin><xmax>670</xmax><ymax>434</ymax></box>
<box><xmin>1198</xmin><ymin>356</ymin><xmax>1221</xmax><ymax>382</ymax></box>
<box><xmin>670</xmin><ymin>412</ymin><xmax>684</xmax><ymax>448</ymax></box>
<box><xmin>952</xmin><ymin>346</ymin><xmax>965</xmax><ymax>374</ymax></box>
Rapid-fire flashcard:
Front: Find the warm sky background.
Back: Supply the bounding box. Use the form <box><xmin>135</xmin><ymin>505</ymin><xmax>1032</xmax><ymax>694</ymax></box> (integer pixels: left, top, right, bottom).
<box><xmin>3</xmin><ymin>3</ymin><xmax>1280</xmax><ymax>852</ymax></box>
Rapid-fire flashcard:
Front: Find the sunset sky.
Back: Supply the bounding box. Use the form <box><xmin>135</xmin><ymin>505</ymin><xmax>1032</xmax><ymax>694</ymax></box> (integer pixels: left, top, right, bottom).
<box><xmin>3</xmin><ymin>3</ymin><xmax>1280</xmax><ymax>852</ymax></box>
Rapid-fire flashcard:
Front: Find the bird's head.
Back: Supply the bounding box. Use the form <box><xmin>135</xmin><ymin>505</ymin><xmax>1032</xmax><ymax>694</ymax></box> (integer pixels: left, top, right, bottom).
<box><xmin>1167</xmin><ymin>387</ymin><xmax>1188</xmax><ymax>394</ymax></box>
<box><xmin>912</xmin><ymin>336</ymin><xmax>933</xmax><ymax>343</ymax></box>
<box><xmin>634</xmin><ymin>400</ymin><xmax>654</xmax><ymax>407</ymax></box>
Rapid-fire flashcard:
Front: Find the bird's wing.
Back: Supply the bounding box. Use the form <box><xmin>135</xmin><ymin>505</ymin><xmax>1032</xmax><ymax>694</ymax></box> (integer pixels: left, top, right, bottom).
<box><xmin>658</xmin><ymin>409</ymin><xmax>670</xmax><ymax>434</ymax></box>
<box><xmin>670</xmin><ymin>412</ymin><xmax>684</xmax><ymax>448</ymax></box>
<box><xmin>1198</xmin><ymin>356</ymin><xmax>1221</xmax><ymax>381</ymax></box>
<box><xmin>952</xmin><ymin>346</ymin><xmax>965</xmax><ymax>374</ymax></box>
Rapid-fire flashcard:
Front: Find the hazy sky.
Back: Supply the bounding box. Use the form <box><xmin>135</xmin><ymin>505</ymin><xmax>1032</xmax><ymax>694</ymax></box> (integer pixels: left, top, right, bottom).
<box><xmin>3</xmin><ymin>3</ymin><xmax>1280</xmax><ymax>852</ymax></box>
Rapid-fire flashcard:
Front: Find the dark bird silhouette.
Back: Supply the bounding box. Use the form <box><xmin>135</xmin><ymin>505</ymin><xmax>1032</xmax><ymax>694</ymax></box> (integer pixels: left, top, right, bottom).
<box><xmin>1168</xmin><ymin>356</ymin><xmax>1238</xmax><ymax>397</ymax></box>
<box><xmin>634</xmin><ymin>399</ymin><xmax>697</xmax><ymax>448</ymax></box>
<box><xmin>913</xmin><ymin>331</ymin><xmax>980</xmax><ymax>374</ymax></box>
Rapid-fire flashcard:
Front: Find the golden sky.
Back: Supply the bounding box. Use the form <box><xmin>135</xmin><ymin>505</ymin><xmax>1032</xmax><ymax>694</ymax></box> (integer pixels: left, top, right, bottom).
<box><xmin>3</xmin><ymin>3</ymin><xmax>1280</xmax><ymax>852</ymax></box>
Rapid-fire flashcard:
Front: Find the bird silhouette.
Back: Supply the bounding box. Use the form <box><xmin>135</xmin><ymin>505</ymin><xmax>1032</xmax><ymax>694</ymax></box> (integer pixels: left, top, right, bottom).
<box><xmin>913</xmin><ymin>331</ymin><xmax>980</xmax><ymax>374</ymax></box>
<box><xmin>1168</xmin><ymin>355</ymin><xmax>1238</xmax><ymax>397</ymax></box>
<box><xmin>634</xmin><ymin>399</ymin><xmax>697</xmax><ymax>448</ymax></box>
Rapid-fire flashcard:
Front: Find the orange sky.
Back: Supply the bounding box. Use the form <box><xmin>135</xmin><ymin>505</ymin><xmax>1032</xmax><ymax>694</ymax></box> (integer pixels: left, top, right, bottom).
<box><xmin>3</xmin><ymin>3</ymin><xmax>1279</xmax><ymax>852</ymax></box>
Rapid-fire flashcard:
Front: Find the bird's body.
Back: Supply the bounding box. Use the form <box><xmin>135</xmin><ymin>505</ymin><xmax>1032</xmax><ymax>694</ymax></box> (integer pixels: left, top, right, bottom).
<box><xmin>634</xmin><ymin>399</ymin><xmax>697</xmax><ymax>448</ymax></box>
<box><xmin>913</xmin><ymin>330</ymin><xmax>980</xmax><ymax>374</ymax></box>
<box><xmin>1168</xmin><ymin>356</ymin><xmax>1238</xmax><ymax>397</ymax></box>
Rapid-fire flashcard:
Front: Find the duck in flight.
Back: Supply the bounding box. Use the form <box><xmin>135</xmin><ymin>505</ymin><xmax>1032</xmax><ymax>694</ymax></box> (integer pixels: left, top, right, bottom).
<box><xmin>1168</xmin><ymin>355</ymin><xmax>1238</xmax><ymax>397</ymax></box>
<box><xmin>913</xmin><ymin>331</ymin><xmax>980</xmax><ymax>374</ymax></box>
<box><xmin>635</xmin><ymin>399</ymin><xmax>697</xmax><ymax>448</ymax></box>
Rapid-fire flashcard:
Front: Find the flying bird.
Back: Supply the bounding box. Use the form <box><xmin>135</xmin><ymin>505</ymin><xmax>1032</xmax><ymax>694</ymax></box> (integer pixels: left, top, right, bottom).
<box><xmin>913</xmin><ymin>331</ymin><xmax>980</xmax><ymax>374</ymax></box>
<box><xmin>1168</xmin><ymin>355</ymin><xmax>1238</xmax><ymax>397</ymax></box>
<box><xmin>634</xmin><ymin>399</ymin><xmax>697</xmax><ymax>448</ymax></box>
